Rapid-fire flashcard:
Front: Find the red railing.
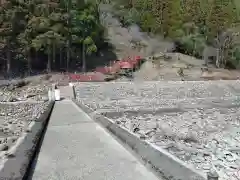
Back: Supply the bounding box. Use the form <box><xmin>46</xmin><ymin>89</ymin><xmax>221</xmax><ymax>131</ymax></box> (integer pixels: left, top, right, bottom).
<box><xmin>68</xmin><ymin>73</ymin><xmax>105</xmax><ymax>82</ymax></box>
<box><xmin>69</xmin><ymin>56</ymin><xmax>142</xmax><ymax>82</ymax></box>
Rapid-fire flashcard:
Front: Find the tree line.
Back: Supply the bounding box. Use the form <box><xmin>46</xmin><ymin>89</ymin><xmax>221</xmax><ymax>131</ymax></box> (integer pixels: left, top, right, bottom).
<box><xmin>0</xmin><ymin>0</ymin><xmax>105</xmax><ymax>77</ymax></box>
<box><xmin>110</xmin><ymin>0</ymin><xmax>240</xmax><ymax>69</ymax></box>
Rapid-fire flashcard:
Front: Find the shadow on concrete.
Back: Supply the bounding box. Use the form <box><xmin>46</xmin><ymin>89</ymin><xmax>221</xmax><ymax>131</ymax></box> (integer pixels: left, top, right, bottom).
<box><xmin>23</xmin><ymin>105</ymin><xmax>54</xmax><ymax>180</ymax></box>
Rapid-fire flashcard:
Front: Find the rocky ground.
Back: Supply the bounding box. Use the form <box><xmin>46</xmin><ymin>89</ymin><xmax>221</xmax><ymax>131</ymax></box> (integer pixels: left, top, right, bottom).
<box><xmin>0</xmin><ymin>84</ymin><xmax>49</xmax><ymax>102</ymax></box>
<box><xmin>0</xmin><ymin>74</ymin><xmax>62</xmax><ymax>163</ymax></box>
<box><xmin>75</xmin><ymin>81</ymin><xmax>240</xmax><ymax>180</ymax></box>
<box><xmin>0</xmin><ymin>73</ymin><xmax>70</xmax><ymax>103</ymax></box>
<box><xmin>0</xmin><ymin>102</ymin><xmax>49</xmax><ymax>158</ymax></box>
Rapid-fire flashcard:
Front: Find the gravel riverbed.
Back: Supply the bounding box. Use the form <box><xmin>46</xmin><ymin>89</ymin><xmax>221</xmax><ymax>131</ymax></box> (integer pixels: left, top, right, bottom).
<box><xmin>0</xmin><ymin>102</ymin><xmax>50</xmax><ymax>159</ymax></box>
<box><xmin>75</xmin><ymin>81</ymin><xmax>240</xmax><ymax>180</ymax></box>
<box><xmin>106</xmin><ymin>109</ymin><xmax>240</xmax><ymax>180</ymax></box>
<box><xmin>0</xmin><ymin>84</ymin><xmax>49</xmax><ymax>102</ymax></box>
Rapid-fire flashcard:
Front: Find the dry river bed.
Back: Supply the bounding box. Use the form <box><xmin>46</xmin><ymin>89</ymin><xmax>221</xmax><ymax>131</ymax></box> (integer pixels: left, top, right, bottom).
<box><xmin>0</xmin><ymin>84</ymin><xmax>49</xmax><ymax>102</ymax></box>
<box><xmin>0</xmin><ymin>102</ymin><xmax>49</xmax><ymax>162</ymax></box>
<box><xmin>75</xmin><ymin>81</ymin><xmax>240</xmax><ymax>180</ymax></box>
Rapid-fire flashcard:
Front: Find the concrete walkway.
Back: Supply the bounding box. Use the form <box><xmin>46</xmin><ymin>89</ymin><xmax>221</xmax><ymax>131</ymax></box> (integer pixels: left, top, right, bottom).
<box><xmin>29</xmin><ymin>100</ymin><xmax>160</xmax><ymax>180</ymax></box>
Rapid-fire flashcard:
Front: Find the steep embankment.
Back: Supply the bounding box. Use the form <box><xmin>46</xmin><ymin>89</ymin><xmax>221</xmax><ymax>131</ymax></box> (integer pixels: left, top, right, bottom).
<box><xmin>99</xmin><ymin>3</ymin><xmax>240</xmax><ymax>81</ymax></box>
<box><xmin>98</xmin><ymin>4</ymin><xmax>205</xmax><ymax>81</ymax></box>
<box><xmin>99</xmin><ymin>4</ymin><xmax>175</xmax><ymax>58</ymax></box>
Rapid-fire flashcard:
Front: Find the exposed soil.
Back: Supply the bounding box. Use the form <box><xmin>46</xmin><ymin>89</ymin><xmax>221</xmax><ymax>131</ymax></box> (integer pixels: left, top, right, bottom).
<box><xmin>99</xmin><ymin>4</ymin><xmax>240</xmax><ymax>82</ymax></box>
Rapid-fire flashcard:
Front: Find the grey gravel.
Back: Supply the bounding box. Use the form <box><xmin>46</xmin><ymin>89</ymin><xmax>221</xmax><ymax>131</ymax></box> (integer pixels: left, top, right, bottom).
<box><xmin>0</xmin><ymin>102</ymin><xmax>49</xmax><ymax>159</ymax></box>
<box><xmin>0</xmin><ymin>84</ymin><xmax>49</xmax><ymax>102</ymax></box>
<box><xmin>107</xmin><ymin>109</ymin><xmax>240</xmax><ymax>180</ymax></box>
<box><xmin>75</xmin><ymin>81</ymin><xmax>240</xmax><ymax>180</ymax></box>
<box><xmin>0</xmin><ymin>74</ymin><xmax>63</xmax><ymax>165</ymax></box>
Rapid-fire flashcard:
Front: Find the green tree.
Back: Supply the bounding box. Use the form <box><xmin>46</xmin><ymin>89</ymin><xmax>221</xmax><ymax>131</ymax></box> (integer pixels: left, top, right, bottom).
<box><xmin>206</xmin><ymin>0</ymin><xmax>238</xmax><ymax>67</ymax></box>
<box><xmin>0</xmin><ymin>0</ymin><xmax>27</xmax><ymax>76</ymax></box>
<box><xmin>72</xmin><ymin>2</ymin><xmax>103</xmax><ymax>72</ymax></box>
<box><xmin>0</xmin><ymin>0</ymin><xmax>105</xmax><ymax>75</ymax></box>
<box><xmin>150</xmin><ymin>0</ymin><xmax>183</xmax><ymax>38</ymax></box>
<box><xmin>206</xmin><ymin>0</ymin><xmax>238</xmax><ymax>41</ymax></box>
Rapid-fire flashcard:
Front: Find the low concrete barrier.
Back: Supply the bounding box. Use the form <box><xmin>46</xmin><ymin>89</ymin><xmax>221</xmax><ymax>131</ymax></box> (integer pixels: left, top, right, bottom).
<box><xmin>0</xmin><ymin>101</ymin><xmax>55</xmax><ymax>179</ymax></box>
<box><xmin>73</xmin><ymin>99</ymin><xmax>207</xmax><ymax>180</ymax></box>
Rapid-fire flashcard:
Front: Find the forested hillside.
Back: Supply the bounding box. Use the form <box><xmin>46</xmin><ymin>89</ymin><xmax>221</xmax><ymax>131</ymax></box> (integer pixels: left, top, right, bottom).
<box><xmin>109</xmin><ymin>0</ymin><xmax>240</xmax><ymax>68</ymax></box>
<box><xmin>0</xmin><ymin>0</ymin><xmax>104</xmax><ymax>77</ymax></box>
<box><xmin>0</xmin><ymin>0</ymin><xmax>240</xmax><ymax>78</ymax></box>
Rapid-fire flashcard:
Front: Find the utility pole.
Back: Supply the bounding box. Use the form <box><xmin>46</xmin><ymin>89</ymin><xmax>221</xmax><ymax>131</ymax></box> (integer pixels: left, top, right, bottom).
<box><xmin>66</xmin><ymin>0</ymin><xmax>72</xmax><ymax>72</ymax></box>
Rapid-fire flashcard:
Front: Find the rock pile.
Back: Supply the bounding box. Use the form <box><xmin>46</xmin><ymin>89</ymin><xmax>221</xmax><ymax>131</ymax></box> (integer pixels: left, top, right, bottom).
<box><xmin>75</xmin><ymin>81</ymin><xmax>240</xmax><ymax>180</ymax></box>
<box><xmin>0</xmin><ymin>84</ymin><xmax>49</xmax><ymax>102</ymax></box>
<box><xmin>0</xmin><ymin>102</ymin><xmax>49</xmax><ymax>155</ymax></box>
<box><xmin>0</xmin><ymin>76</ymin><xmax>52</xmax><ymax>161</ymax></box>
<box><xmin>107</xmin><ymin>109</ymin><xmax>240</xmax><ymax>180</ymax></box>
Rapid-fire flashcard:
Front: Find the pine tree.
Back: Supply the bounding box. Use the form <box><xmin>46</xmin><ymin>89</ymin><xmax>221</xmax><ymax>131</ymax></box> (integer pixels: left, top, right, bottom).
<box><xmin>151</xmin><ymin>0</ymin><xmax>183</xmax><ymax>38</ymax></box>
<box><xmin>0</xmin><ymin>0</ymin><xmax>27</xmax><ymax>76</ymax></box>
<box><xmin>206</xmin><ymin>0</ymin><xmax>238</xmax><ymax>40</ymax></box>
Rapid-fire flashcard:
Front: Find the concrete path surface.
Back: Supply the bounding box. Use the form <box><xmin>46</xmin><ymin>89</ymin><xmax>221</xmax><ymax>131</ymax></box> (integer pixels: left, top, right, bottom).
<box><xmin>29</xmin><ymin>100</ymin><xmax>160</xmax><ymax>180</ymax></box>
<box><xmin>59</xmin><ymin>86</ymin><xmax>74</xmax><ymax>99</ymax></box>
